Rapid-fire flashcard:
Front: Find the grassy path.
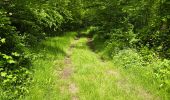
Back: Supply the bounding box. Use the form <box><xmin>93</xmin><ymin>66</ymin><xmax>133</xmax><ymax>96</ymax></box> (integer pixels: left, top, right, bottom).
<box><xmin>24</xmin><ymin>32</ymin><xmax>158</xmax><ymax>100</ymax></box>
<box><xmin>56</xmin><ymin>37</ymin><xmax>155</xmax><ymax>100</ymax></box>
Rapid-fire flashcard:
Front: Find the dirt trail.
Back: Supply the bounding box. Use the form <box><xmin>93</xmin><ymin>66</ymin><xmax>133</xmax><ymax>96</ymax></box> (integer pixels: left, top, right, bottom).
<box><xmin>59</xmin><ymin>38</ymin><xmax>79</xmax><ymax>100</ymax></box>
<box><xmin>56</xmin><ymin>37</ymin><xmax>156</xmax><ymax>100</ymax></box>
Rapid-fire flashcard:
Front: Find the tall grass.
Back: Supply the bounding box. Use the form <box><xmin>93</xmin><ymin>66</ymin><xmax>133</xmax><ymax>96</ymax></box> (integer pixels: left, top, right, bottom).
<box><xmin>92</xmin><ymin>35</ymin><xmax>170</xmax><ymax>99</ymax></box>
<box><xmin>22</xmin><ymin>32</ymin><xmax>76</xmax><ymax>100</ymax></box>
<box><xmin>70</xmin><ymin>38</ymin><xmax>152</xmax><ymax>100</ymax></box>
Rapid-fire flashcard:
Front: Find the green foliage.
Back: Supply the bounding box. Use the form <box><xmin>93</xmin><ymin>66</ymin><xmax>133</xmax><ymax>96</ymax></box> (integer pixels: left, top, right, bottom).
<box><xmin>112</xmin><ymin>49</ymin><xmax>170</xmax><ymax>99</ymax></box>
<box><xmin>86</xmin><ymin>0</ymin><xmax>170</xmax><ymax>98</ymax></box>
<box><xmin>0</xmin><ymin>9</ymin><xmax>31</xmax><ymax>99</ymax></box>
<box><xmin>0</xmin><ymin>0</ymin><xmax>169</xmax><ymax>99</ymax></box>
<box><xmin>0</xmin><ymin>0</ymin><xmax>84</xmax><ymax>99</ymax></box>
<box><xmin>113</xmin><ymin>49</ymin><xmax>143</xmax><ymax>69</ymax></box>
<box><xmin>86</xmin><ymin>0</ymin><xmax>170</xmax><ymax>56</ymax></box>
<box><xmin>152</xmin><ymin>59</ymin><xmax>170</xmax><ymax>93</ymax></box>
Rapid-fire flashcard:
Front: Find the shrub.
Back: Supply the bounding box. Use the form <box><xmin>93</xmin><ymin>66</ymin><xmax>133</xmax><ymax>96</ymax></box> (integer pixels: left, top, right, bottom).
<box><xmin>0</xmin><ymin>9</ymin><xmax>31</xmax><ymax>99</ymax></box>
<box><xmin>112</xmin><ymin>48</ymin><xmax>170</xmax><ymax>98</ymax></box>
<box><xmin>112</xmin><ymin>49</ymin><xmax>143</xmax><ymax>69</ymax></box>
<box><xmin>152</xmin><ymin>59</ymin><xmax>170</xmax><ymax>92</ymax></box>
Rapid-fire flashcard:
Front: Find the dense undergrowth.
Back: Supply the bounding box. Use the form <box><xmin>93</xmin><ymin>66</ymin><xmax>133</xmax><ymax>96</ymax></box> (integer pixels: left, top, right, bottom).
<box><xmin>0</xmin><ymin>0</ymin><xmax>83</xmax><ymax>99</ymax></box>
<box><xmin>0</xmin><ymin>0</ymin><xmax>170</xmax><ymax>99</ymax></box>
<box><xmin>85</xmin><ymin>0</ymin><xmax>170</xmax><ymax>99</ymax></box>
<box><xmin>91</xmin><ymin>29</ymin><xmax>170</xmax><ymax>99</ymax></box>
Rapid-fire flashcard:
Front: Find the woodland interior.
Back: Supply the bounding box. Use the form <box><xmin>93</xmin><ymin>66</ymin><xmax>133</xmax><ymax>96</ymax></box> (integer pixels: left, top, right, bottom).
<box><xmin>0</xmin><ymin>0</ymin><xmax>170</xmax><ymax>100</ymax></box>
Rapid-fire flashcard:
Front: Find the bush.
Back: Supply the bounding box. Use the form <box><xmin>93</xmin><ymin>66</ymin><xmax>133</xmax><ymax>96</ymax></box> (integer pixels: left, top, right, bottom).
<box><xmin>152</xmin><ymin>59</ymin><xmax>170</xmax><ymax>92</ymax></box>
<box><xmin>112</xmin><ymin>48</ymin><xmax>170</xmax><ymax>98</ymax></box>
<box><xmin>112</xmin><ymin>49</ymin><xmax>143</xmax><ymax>69</ymax></box>
<box><xmin>0</xmin><ymin>9</ymin><xmax>31</xmax><ymax>99</ymax></box>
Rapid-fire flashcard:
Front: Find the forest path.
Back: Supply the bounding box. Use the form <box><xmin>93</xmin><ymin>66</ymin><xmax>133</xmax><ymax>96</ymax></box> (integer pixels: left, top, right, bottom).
<box><xmin>55</xmin><ymin>36</ymin><xmax>155</xmax><ymax>100</ymax></box>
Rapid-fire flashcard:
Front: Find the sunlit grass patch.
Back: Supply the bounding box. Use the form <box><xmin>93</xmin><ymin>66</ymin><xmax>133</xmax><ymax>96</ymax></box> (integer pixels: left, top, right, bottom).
<box><xmin>70</xmin><ymin>38</ymin><xmax>145</xmax><ymax>100</ymax></box>
<box><xmin>23</xmin><ymin>32</ymin><xmax>76</xmax><ymax>100</ymax></box>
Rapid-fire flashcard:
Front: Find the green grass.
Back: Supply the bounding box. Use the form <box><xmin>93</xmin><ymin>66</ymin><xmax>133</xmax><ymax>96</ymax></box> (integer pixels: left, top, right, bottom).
<box><xmin>92</xmin><ymin>35</ymin><xmax>169</xmax><ymax>99</ymax></box>
<box><xmin>90</xmin><ymin>30</ymin><xmax>170</xmax><ymax>100</ymax></box>
<box><xmin>22</xmin><ymin>32</ymin><xmax>76</xmax><ymax>100</ymax></box>
<box><xmin>109</xmin><ymin>49</ymin><xmax>169</xmax><ymax>100</ymax></box>
<box><xmin>22</xmin><ymin>30</ymin><xmax>168</xmax><ymax>100</ymax></box>
<box><xmin>69</xmin><ymin>38</ymin><xmax>155</xmax><ymax>100</ymax></box>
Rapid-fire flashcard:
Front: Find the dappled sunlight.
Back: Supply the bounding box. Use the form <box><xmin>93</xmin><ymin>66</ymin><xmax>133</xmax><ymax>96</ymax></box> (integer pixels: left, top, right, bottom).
<box><xmin>1</xmin><ymin>0</ymin><xmax>169</xmax><ymax>99</ymax></box>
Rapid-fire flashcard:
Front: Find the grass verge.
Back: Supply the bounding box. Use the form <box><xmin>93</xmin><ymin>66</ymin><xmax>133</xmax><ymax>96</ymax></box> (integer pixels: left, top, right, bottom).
<box><xmin>22</xmin><ymin>32</ymin><xmax>76</xmax><ymax>100</ymax></box>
